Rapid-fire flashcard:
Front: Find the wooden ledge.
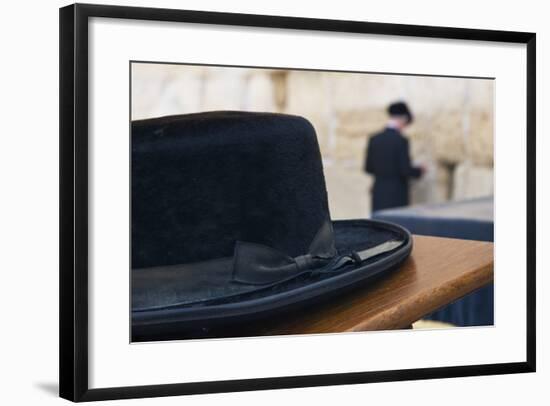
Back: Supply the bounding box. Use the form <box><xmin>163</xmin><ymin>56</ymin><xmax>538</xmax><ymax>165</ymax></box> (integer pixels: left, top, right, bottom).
<box><xmin>255</xmin><ymin>235</ymin><xmax>494</xmax><ymax>335</ymax></box>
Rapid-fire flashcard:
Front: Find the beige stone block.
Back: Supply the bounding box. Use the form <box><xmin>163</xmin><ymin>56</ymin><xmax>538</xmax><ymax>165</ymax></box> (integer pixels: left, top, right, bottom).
<box><xmin>337</xmin><ymin>109</ymin><xmax>387</xmax><ymax>137</ymax></box>
<box><xmin>404</xmin><ymin>76</ymin><xmax>467</xmax><ymax>114</ymax></box>
<box><xmin>131</xmin><ymin>63</ymin><xmax>206</xmax><ymax>120</ymax></box>
<box><xmin>452</xmin><ymin>163</ymin><xmax>494</xmax><ymax>200</ymax></box>
<box><xmin>469</xmin><ymin>80</ymin><xmax>495</xmax><ymax>110</ymax></box>
<box><xmin>410</xmin><ymin>159</ymin><xmax>448</xmax><ymax>205</ymax></box>
<box><xmin>330</xmin><ymin>73</ymin><xmax>404</xmax><ymax>111</ymax></box>
<box><xmin>285</xmin><ymin>71</ymin><xmax>329</xmax><ymax>112</ymax></box>
<box><xmin>323</xmin><ymin>164</ymin><xmax>371</xmax><ymax>219</ymax></box>
<box><xmin>202</xmin><ymin>68</ymin><xmax>248</xmax><ymax>111</ymax></box>
<box><xmin>243</xmin><ymin>72</ymin><xmax>277</xmax><ymax>112</ymax></box>
<box><xmin>468</xmin><ymin>110</ymin><xmax>494</xmax><ymax>166</ymax></box>
<box><xmin>284</xmin><ymin>71</ymin><xmax>333</xmax><ymax>156</ymax></box>
<box><xmin>332</xmin><ymin>132</ymin><xmax>368</xmax><ymax>163</ymax></box>
<box><xmin>430</xmin><ymin>110</ymin><xmax>466</xmax><ymax>164</ymax></box>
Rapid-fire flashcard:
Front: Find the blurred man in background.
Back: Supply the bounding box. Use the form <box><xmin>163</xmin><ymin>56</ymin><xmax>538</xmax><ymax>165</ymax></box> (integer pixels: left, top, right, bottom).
<box><xmin>365</xmin><ymin>101</ymin><xmax>424</xmax><ymax>212</ymax></box>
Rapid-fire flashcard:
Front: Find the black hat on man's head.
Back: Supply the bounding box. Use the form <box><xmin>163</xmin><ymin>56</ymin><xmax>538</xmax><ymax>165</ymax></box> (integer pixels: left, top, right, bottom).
<box><xmin>388</xmin><ymin>101</ymin><xmax>413</xmax><ymax>124</ymax></box>
<box><xmin>131</xmin><ymin>111</ymin><xmax>412</xmax><ymax>341</ymax></box>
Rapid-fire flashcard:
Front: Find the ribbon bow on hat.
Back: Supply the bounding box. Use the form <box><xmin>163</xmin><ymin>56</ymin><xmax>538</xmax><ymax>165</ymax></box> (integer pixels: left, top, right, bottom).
<box><xmin>232</xmin><ymin>220</ymin><xmax>404</xmax><ymax>285</ymax></box>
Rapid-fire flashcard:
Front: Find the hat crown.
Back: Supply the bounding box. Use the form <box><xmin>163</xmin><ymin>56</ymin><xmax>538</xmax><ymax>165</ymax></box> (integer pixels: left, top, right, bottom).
<box><xmin>132</xmin><ymin>111</ymin><xmax>331</xmax><ymax>269</ymax></box>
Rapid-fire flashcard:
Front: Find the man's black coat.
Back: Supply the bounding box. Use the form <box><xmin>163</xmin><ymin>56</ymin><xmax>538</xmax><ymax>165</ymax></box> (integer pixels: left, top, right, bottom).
<box><xmin>364</xmin><ymin>127</ymin><xmax>422</xmax><ymax>212</ymax></box>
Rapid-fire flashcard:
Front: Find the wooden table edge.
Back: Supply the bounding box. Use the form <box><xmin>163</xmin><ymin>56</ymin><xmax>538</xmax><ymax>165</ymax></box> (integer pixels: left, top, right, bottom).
<box><xmin>347</xmin><ymin>260</ymin><xmax>494</xmax><ymax>332</ymax></box>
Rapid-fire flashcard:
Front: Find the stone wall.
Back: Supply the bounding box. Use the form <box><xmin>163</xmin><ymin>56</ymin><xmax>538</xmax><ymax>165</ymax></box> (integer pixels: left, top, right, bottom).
<box><xmin>132</xmin><ymin>63</ymin><xmax>494</xmax><ymax>218</ymax></box>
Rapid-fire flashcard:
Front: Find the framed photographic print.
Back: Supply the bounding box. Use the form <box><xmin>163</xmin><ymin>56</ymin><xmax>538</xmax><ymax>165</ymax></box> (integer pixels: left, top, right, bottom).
<box><xmin>59</xmin><ymin>3</ymin><xmax>536</xmax><ymax>402</ymax></box>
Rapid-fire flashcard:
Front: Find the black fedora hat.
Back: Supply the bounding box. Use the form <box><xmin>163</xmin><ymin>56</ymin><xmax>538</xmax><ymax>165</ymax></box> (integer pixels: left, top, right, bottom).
<box><xmin>131</xmin><ymin>111</ymin><xmax>412</xmax><ymax>341</ymax></box>
<box><xmin>388</xmin><ymin>101</ymin><xmax>413</xmax><ymax>124</ymax></box>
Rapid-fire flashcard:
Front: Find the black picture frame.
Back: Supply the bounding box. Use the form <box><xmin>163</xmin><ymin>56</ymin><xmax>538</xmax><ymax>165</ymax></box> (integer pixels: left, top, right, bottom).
<box><xmin>59</xmin><ymin>3</ymin><xmax>536</xmax><ymax>402</ymax></box>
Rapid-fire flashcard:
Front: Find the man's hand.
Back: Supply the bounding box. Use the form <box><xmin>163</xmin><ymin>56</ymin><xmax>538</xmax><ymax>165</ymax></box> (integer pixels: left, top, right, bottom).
<box><xmin>418</xmin><ymin>164</ymin><xmax>426</xmax><ymax>177</ymax></box>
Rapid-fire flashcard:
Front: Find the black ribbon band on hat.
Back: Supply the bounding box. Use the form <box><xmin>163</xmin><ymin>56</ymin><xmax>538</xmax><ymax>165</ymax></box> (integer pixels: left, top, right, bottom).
<box><xmin>231</xmin><ymin>220</ymin><xmax>404</xmax><ymax>285</ymax></box>
<box><xmin>231</xmin><ymin>220</ymin><xmax>337</xmax><ymax>285</ymax></box>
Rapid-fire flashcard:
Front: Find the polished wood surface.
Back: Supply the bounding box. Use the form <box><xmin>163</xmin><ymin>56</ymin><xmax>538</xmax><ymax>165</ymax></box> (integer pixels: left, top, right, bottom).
<box><xmin>254</xmin><ymin>235</ymin><xmax>494</xmax><ymax>335</ymax></box>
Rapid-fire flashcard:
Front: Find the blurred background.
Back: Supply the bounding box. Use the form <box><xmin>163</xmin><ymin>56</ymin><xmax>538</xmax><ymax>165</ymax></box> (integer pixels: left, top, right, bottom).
<box><xmin>131</xmin><ymin>62</ymin><xmax>494</xmax><ymax>219</ymax></box>
<box><xmin>132</xmin><ymin>62</ymin><xmax>495</xmax><ymax>329</ymax></box>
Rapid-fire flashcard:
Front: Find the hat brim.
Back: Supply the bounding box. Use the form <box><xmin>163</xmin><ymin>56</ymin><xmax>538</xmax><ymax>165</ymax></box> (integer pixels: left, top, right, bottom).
<box><xmin>132</xmin><ymin>219</ymin><xmax>412</xmax><ymax>341</ymax></box>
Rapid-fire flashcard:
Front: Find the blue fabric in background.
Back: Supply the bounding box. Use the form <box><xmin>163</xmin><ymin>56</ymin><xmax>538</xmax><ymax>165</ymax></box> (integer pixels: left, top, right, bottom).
<box><xmin>373</xmin><ymin>196</ymin><xmax>494</xmax><ymax>327</ymax></box>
